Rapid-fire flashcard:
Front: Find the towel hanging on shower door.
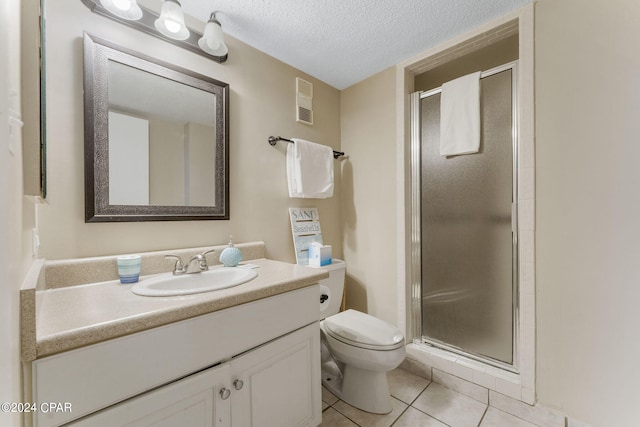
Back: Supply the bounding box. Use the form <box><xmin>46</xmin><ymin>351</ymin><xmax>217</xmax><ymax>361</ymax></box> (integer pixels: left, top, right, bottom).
<box><xmin>439</xmin><ymin>71</ymin><xmax>481</xmax><ymax>156</ymax></box>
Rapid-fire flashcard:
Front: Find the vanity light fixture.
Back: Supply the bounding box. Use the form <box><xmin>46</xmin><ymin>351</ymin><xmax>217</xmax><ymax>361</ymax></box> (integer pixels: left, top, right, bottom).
<box><xmin>154</xmin><ymin>0</ymin><xmax>190</xmax><ymax>41</ymax></box>
<box><xmin>99</xmin><ymin>0</ymin><xmax>142</xmax><ymax>20</ymax></box>
<box><xmin>198</xmin><ymin>12</ymin><xmax>228</xmax><ymax>57</ymax></box>
<box><xmin>82</xmin><ymin>0</ymin><xmax>229</xmax><ymax>63</ymax></box>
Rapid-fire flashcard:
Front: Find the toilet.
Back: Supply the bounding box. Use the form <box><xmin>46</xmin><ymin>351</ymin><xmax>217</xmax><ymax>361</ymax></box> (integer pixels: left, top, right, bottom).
<box><xmin>318</xmin><ymin>259</ymin><xmax>406</xmax><ymax>414</ymax></box>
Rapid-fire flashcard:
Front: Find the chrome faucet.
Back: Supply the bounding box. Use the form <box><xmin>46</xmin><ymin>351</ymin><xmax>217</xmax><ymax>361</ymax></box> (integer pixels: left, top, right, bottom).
<box><xmin>165</xmin><ymin>254</ymin><xmax>187</xmax><ymax>275</ymax></box>
<box><xmin>165</xmin><ymin>249</ymin><xmax>216</xmax><ymax>275</ymax></box>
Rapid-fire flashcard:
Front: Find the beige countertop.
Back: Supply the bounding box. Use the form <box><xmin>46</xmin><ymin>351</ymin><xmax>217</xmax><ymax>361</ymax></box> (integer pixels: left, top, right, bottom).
<box><xmin>30</xmin><ymin>258</ymin><xmax>328</xmax><ymax>360</ymax></box>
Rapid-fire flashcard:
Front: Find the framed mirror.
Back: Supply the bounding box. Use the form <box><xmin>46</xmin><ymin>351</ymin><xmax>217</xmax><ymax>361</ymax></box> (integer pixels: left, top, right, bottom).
<box><xmin>83</xmin><ymin>33</ymin><xmax>229</xmax><ymax>222</ymax></box>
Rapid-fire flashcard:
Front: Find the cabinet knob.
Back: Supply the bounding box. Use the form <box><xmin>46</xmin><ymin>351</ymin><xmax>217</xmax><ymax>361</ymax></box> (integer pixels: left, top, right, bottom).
<box><xmin>220</xmin><ymin>387</ymin><xmax>231</xmax><ymax>400</ymax></box>
<box><xmin>233</xmin><ymin>379</ymin><xmax>244</xmax><ymax>390</ymax></box>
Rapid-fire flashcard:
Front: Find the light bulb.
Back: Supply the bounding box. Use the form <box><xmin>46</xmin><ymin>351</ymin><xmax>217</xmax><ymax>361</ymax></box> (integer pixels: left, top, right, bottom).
<box><xmin>112</xmin><ymin>0</ymin><xmax>131</xmax><ymax>11</ymax></box>
<box><xmin>164</xmin><ymin>19</ymin><xmax>181</xmax><ymax>34</ymax></box>
<box><xmin>154</xmin><ymin>0</ymin><xmax>190</xmax><ymax>40</ymax></box>
<box><xmin>100</xmin><ymin>0</ymin><xmax>142</xmax><ymax>20</ymax></box>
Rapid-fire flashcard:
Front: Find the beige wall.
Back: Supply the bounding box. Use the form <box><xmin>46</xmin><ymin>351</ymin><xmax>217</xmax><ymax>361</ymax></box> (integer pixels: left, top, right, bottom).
<box><xmin>535</xmin><ymin>0</ymin><xmax>640</xmax><ymax>425</ymax></box>
<box><xmin>38</xmin><ymin>0</ymin><xmax>342</xmax><ymax>262</ymax></box>
<box><xmin>1</xmin><ymin>0</ymin><xmax>31</xmax><ymax>425</ymax></box>
<box><xmin>186</xmin><ymin>122</ymin><xmax>216</xmax><ymax>206</ymax></box>
<box><xmin>148</xmin><ymin>119</ymin><xmax>185</xmax><ymax>206</ymax></box>
<box><xmin>340</xmin><ymin>67</ymin><xmax>398</xmax><ymax>326</ymax></box>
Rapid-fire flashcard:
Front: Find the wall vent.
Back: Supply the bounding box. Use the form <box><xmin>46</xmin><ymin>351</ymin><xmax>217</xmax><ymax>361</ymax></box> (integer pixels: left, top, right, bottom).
<box><xmin>296</xmin><ymin>77</ymin><xmax>313</xmax><ymax>125</ymax></box>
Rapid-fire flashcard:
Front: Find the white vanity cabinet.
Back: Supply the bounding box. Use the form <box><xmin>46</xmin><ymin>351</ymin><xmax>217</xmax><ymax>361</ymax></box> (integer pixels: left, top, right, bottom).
<box><xmin>69</xmin><ymin>323</ymin><xmax>319</xmax><ymax>427</ymax></box>
<box><xmin>31</xmin><ymin>286</ymin><xmax>321</xmax><ymax>427</ymax></box>
<box><xmin>69</xmin><ymin>363</ymin><xmax>232</xmax><ymax>427</ymax></box>
<box><xmin>229</xmin><ymin>323</ymin><xmax>320</xmax><ymax>427</ymax></box>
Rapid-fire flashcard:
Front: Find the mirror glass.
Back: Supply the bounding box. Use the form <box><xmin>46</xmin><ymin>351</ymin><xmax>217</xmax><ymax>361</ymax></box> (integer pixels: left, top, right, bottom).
<box><xmin>107</xmin><ymin>61</ymin><xmax>217</xmax><ymax>207</ymax></box>
<box><xmin>84</xmin><ymin>34</ymin><xmax>229</xmax><ymax>221</ymax></box>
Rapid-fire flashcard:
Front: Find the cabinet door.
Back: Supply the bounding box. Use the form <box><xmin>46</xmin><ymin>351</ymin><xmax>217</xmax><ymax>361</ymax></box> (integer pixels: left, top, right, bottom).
<box><xmin>69</xmin><ymin>364</ymin><xmax>231</xmax><ymax>427</ymax></box>
<box><xmin>230</xmin><ymin>323</ymin><xmax>321</xmax><ymax>427</ymax></box>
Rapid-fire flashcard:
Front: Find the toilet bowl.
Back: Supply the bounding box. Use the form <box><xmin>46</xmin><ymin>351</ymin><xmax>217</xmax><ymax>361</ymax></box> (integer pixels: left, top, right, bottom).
<box><xmin>318</xmin><ymin>260</ymin><xmax>406</xmax><ymax>414</ymax></box>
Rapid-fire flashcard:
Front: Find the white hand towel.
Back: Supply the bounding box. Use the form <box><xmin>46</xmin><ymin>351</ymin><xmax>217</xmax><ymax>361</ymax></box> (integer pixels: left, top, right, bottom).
<box><xmin>440</xmin><ymin>71</ymin><xmax>481</xmax><ymax>156</ymax></box>
<box><xmin>286</xmin><ymin>143</ymin><xmax>301</xmax><ymax>198</ymax></box>
<box><xmin>286</xmin><ymin>139</ymin><xmax>334</xmax><ymax>198</ymax></box>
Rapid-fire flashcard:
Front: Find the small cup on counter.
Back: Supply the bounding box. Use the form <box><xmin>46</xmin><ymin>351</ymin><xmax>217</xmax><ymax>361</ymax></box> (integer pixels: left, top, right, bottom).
<box><xmin>117</xmin><ymin>255</ymin><xmax>142</xmax><ymax>284</ymax></box>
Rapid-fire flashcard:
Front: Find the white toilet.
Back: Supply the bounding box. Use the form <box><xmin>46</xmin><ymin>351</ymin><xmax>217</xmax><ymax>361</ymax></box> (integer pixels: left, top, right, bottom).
<box><xmin>318</xmin><ymin>259</ymin><xmax>406</xmax><ymax>414</ymax></box>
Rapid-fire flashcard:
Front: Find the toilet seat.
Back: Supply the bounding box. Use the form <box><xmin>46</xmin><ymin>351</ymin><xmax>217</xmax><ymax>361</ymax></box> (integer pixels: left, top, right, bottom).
<box><xmin>324</xmin><ymin>309</ymin><xmax>404</xmax><ymax>351</ymax></box>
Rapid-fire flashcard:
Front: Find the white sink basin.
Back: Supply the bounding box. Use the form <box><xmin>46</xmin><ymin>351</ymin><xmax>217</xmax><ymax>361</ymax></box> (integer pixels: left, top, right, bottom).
<box><xmin>131</xmin><ymin>267</ymin><xmax>258</xmax><ymax>297</ymax></box>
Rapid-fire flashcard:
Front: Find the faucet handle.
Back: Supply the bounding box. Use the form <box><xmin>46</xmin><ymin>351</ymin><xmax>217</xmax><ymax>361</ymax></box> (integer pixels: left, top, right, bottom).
<box><xmin>200</xmin><ymin>249</ymin><xmax>216</xmax><ymax>269</ymax></box>
<box><xmin>187</xmin><ymin>249</ymin><xmax>215</xmax><ymax>273</ymax></box>
<box><xmin>201</xmin><ymin>248</ymin><xmax>216</xmax><ymax>258</ymax></box>
<box><xmin>165</xmin><ymin>254</ymin><xmax>186</xmax><ymax>275</ymax></box>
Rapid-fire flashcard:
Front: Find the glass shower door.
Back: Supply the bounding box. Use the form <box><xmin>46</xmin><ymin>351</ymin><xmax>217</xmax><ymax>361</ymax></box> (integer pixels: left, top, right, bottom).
<box><xmin>420</xmin><ymin>67</ymin><xmax>516</xmax><ymax>366</ymax></box>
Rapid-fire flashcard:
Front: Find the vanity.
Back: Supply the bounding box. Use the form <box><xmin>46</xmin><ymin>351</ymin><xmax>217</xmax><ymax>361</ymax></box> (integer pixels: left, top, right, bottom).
<box><xmin>21</xmin><ymin>242</ymin><xmax>327</xmax><ymax>427</ymax></box>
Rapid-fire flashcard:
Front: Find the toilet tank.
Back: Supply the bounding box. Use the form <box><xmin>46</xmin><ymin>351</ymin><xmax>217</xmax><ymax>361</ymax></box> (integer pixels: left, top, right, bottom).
<box><xmin>318</xmin><ymin>259</ymin><xmax>346</xmax><ymax>319</ymax></box>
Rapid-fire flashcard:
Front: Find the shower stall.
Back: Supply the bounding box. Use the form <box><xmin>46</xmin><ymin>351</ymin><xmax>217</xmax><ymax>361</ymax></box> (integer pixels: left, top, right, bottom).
<box><xmin>410</xmin><ymin>61</ymin><xmax>519</xmax><ymax>371</ymax></box>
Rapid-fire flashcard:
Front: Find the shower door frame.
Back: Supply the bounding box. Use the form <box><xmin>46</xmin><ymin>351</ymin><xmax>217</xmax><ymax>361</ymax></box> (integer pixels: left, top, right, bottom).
<box><xmin>410</xmin><ymin>61</ymin><xmax>520</xmax><ymax>373</ymax></box>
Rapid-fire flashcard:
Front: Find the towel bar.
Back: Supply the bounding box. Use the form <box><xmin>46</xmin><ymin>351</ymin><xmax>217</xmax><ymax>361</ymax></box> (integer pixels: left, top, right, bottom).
<box><xmin>268</xmin><ymin>136</ymin><xmax>345</xmax><ymax>159</ymax></box>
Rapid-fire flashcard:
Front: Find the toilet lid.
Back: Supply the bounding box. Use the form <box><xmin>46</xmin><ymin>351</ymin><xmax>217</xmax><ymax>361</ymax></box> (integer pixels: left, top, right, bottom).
<box><xmin>324</xmin><ymin>309</ymin><xmax>405</xmax><ymax>351</ymax></box>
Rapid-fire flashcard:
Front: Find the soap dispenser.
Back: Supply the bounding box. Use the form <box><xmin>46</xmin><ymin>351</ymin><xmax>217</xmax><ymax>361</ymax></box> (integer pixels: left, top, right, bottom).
<box><xmin>219</xmin><ymin>235</ymin><xmax>243</xmax><ymax>267</ymax></box>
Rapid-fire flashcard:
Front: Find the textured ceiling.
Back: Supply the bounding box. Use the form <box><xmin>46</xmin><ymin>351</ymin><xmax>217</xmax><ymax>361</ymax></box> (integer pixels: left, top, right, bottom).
<box><xmin>179</xmin><ymin>0</ymin><xmax>532</xmax><ymax>90</ymax></box>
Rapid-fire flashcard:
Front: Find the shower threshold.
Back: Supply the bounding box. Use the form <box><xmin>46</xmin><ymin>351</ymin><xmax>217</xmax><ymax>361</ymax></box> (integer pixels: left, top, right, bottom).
<box><xmin>419</xmin><ymin>337</ymin><xmax>519</xmax><ymax>374</ymax></box>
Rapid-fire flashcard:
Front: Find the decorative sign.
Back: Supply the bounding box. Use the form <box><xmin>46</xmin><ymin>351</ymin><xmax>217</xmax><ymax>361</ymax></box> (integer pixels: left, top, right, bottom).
<box><xmin>289</xmin><ymin>207</ymin><xmax>323</xmax><ymax>265</ymax></box>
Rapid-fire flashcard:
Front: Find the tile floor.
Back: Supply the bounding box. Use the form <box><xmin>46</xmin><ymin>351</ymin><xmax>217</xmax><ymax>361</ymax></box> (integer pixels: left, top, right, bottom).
<box><xmin>320</xmin><ymin>368</ymin><xmax>540</xmax><ymax>427</ymax></box>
